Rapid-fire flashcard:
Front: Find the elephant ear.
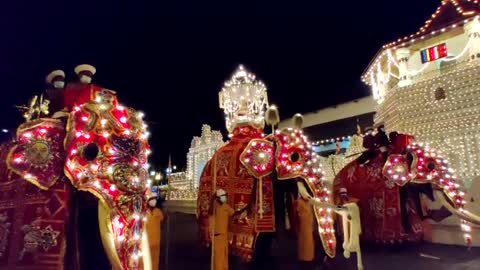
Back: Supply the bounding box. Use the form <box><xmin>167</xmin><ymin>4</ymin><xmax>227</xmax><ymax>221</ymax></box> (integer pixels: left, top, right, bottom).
<box><xmin>240</xmin><ymin>138</ymin><xmax>275</xmax><ymax>178</ymax></box>
<box><xmin>382</xmin><ymin>154</ymin><xmax>412</xmax><ymax>187</ymax></box>
<box><xmin>7</xmin><ymin>118</ymin><xmax>66</xmax><ymax>190</ymax></box>
<box><xmin>408</xmin><ymin>142</ymin><xmax>454</xmax><ymax>186</ymax></box>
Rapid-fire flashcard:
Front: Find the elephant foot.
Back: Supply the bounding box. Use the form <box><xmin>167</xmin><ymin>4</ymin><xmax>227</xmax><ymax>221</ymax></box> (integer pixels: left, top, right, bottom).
<box><xmin>298</xmin><ymin>260</ymin><xmax>316</xmax><ymax>270</ymax></box>
<box><xmin>319</xmin><ymin>255</ymin><xmax>335</xmax><ymax>270</ymax></box>
<box><xmin>427</xmin><ymin>206</ymin><xmax>453</xmax><ymax>223</ymax></box>
<box><xmin>249</xmin><ymin>257</ymin><xmax>274</xmax><ymax>270</ymax></box>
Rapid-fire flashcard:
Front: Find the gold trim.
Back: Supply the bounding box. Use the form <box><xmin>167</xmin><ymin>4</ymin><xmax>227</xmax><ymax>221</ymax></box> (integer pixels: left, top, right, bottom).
<box><xmin>239</xmin><ymin>138</ymin><xmax>275</xmax><ymax>179</ymax></box>
<box><xmin>6</xmin><ymin>119</ymin><xmax>65</xmax><ymax>190</ymax></box>
<box><xmin>98</xmin><ymin>201</ymin><xmax>123</xmax><ymax>270</ymax></box>
<box><xmin>301</xmin><ymin>178</ymin><xmax>337</xmax><ymax>258</ymax></box>
<box><xmin>381</xmin><ymin>154</ymin><xmax>411</xmax><ymax>187</ymax></box>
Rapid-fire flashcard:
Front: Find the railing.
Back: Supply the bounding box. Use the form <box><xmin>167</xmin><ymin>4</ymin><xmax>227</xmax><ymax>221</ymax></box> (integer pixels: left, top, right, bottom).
<box><xmin>384</xmin><ymin>59</ymin><xmax>480</xmax><ymax>97</ymax></box>
<box><xmin>167</xmin><ymin>189</ymin><xmax>198</xmax><ymax>200</ymax></box>
<box><xmin>411</xmin><ymin>59</ymin><xmax>476</xmax><ymax>85</ymax></box>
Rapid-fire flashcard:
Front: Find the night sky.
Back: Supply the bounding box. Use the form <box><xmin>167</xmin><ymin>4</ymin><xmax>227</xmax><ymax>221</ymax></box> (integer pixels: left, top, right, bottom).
<box><xmin>0</xmin><ymin>0</ymin><xmax>440</xmax><ymax>169</ymax></box>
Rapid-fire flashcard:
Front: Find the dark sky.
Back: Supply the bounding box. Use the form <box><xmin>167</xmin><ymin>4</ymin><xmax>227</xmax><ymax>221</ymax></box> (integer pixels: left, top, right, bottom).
<box><xmin>0</xmin><ymin>0</ymin><xmax>440</xmax><ymax>169</ymax></box>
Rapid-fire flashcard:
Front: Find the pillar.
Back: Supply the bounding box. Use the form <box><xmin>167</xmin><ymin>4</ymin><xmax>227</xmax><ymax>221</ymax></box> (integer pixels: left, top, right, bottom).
<box><xmin>395</xmin><ymin>48</ymin><xmax>411</xmax><ymax>87</ymax></box>
<box><xmin>464</xmin><ymin>18</ymin><xmax>480</xmax><ymax>61</ymax></box>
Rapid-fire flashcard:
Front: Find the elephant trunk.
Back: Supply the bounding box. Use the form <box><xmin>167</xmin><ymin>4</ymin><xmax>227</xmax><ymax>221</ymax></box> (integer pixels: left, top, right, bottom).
<box><xmin>434</xmin><ymin>190</ymin><xmax>480</xmax><ymax>225</ymax></box>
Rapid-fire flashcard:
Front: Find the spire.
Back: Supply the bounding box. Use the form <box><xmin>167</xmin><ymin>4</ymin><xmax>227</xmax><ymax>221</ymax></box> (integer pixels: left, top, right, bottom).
<box><xmin>167</xmin><ymin>154</ymin><xmax>172</xmax><ymax>174</ymax></box>
<box><xmin>356</xmin><ymin>118</ymin><xmax>362</xmax><ymax>135</ymax></box>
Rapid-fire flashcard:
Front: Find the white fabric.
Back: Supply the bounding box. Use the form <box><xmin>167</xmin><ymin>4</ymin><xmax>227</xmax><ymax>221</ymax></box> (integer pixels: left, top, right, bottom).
<box><xmin>80</xmin><ymin>75</ymin><xmax>92</xmax><ymax>84</ymax></box>
<box><xmin>338</xmin><ymin>203</ymin><xmax>364</xmax><ymax>270</ymax></box>
<box><xmin>53</xmin><ymin>81</ymin><xmax>65</xmax><ymax>88</ymax></box>
<box><xmin>297</xmin><ymin>181</ymin><xmax>364</xmax><ymax>270</ymax></box>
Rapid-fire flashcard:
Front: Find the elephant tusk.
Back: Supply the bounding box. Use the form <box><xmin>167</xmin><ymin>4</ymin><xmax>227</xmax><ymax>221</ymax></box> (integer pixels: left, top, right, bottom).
<box><xmin>98</xmin><ymin>202</ymin><xmax>123</xmax><ymax>270</ymax></box>
<box><xmin>297</xmin><ymin>181</ymin><xmax>363</xmax><ymax>269</ymax></box>
<box><xmin>297</xmin><ymin>181</ymin><xmax>346</xmax><ymax>211</ymax></box>
<box><xmin>142</xmin><ymin>228</ymin><xmax>152</xmax><ymax>270</ymax></box>
<box><xmin>434</xmin><ymin>190</ymin><xmax>480</xmax><ymax>226</ymax></box>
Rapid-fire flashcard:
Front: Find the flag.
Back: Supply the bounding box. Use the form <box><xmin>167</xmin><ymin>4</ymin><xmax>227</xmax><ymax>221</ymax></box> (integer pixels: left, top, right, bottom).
<box><xmin>421</xmin><ymin>43</ymin><xmax>448</xmax><ymax>63</ymax></box>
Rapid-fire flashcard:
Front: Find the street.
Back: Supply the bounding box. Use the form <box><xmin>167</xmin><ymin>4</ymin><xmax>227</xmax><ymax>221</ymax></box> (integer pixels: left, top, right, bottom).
<box><xmin>160</xmin><ymin>212</ymin><xmax>480</xmax><ymax>270</ymax></box>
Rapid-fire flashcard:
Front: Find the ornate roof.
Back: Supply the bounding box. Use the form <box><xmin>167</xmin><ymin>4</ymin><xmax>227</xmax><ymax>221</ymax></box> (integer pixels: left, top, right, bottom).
<box><xmin>384</xmin><ymin>0</ymin><xmax>480</xmax><ymax>49</ymax></box>
<box><xmin>218</xmin><ymin>65</ymin><xmax>269</xmax><ymax>133</ymax></box>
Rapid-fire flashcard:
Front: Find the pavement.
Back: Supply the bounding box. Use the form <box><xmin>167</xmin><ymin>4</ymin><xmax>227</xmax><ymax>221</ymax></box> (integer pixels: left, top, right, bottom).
<box><xmin>160</xmin><ymin>212</ymin><xmax>480</xmax><ymax>270</ymax></box>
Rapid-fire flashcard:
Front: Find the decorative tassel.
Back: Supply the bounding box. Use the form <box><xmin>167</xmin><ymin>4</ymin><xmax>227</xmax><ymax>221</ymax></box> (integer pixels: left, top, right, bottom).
<box><xmin>258</xmin><ymin>177</ymin><xmax>264</xmax><ymax>219</ymax></box>
<box><xmin>265</xmin><ymin>105</ymin><xmax>280</xmax><ymax>134</ymax></box>
<box><xmin>293</xmin><ymin>113</ymin><xmax>304</xmax><ymax>130</ymax></box>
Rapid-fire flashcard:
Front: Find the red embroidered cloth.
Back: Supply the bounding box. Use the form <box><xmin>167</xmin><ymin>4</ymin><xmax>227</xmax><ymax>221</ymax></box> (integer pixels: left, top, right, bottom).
<box><xmin>0</xmin><ymin>141</ymin><xmax>71</xmax><ymax>270</ymax></box>
<box><xmin>197</xmin><ymin>126</ymin><xmax>275</xmax><ymax>262</ymax></box>
<box><xmin>63</xmin><ymin>83</ymin><xmax>117</xmax><ymax>110</ymax></box>
<box><xmin>333</xmin><ymin>155</ymin><xmax>423</xmax><ymax>243</ymax></box>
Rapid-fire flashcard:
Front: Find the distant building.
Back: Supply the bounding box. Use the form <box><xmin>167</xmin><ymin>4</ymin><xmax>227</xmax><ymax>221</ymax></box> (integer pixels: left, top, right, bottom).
<box><xmin>279</xmin><ymin>96</ymin><xmax>375</xmax><ymax>183</ymax></box>
<box><xmin>280</xmin><ymin>95</ymin><xmax>375</xmax><ymax>156</ymax></box>
<box><xmin>167</xmin><ymin>172</ymin><xmax>188</xmax><ymax>190</ymax></box>
<box><xmin>186</xmin><ymin>125</ymin><xmax>224</xmax><ymax>189</ymax></box>
<box><xmin>168</xmin><ymin>124</ymin><xmax>225</xmax><ymax>200</ymax></box>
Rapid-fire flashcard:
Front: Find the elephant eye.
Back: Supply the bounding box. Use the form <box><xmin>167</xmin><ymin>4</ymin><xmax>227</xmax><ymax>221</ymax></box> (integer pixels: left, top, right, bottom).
<box><xmin>427</xmin><ymin>161</ymin><xmax>436</xmax><ymax>171</ymax></box>
<box><xmin>290</xmin><ymin>152</ymin><xmax>300</xmax><ymax>163</ymax></box>
<box><xmin>407</xmin><ymin>152</ymin><xmax>414</xmax><ymax>166</ymax></box>
<box><xmin>83</xmin><ymin>143</ymin><xmax>100</xmax><ymax>161</ymax></box>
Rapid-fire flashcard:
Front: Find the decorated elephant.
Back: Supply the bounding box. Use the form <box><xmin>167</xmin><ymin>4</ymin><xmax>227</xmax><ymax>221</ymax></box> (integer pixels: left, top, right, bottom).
<box><xmin>197</xmin><ymin>65</ymin><xmax>363</xmax><ymax>269</ymax></box>
<box><xmin>0</xmin><ymin>69</ymin><xmax>151</xmax><ymax>270</ymax></box>
<box><xmin>333</xmin><ymin>130</ymin><xmax>480</xmax><ymax>245</ymax></box>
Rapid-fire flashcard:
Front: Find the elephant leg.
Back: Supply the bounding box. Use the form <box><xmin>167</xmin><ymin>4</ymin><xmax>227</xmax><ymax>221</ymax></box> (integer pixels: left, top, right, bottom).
<box><xmin>77</xmin><ymin>192</ymin><xmax>111</xmax><ymax>270</ymax></box>
<box><xmin>65</xmin><ymin>190</ymin><xmax>81</xmax><ymax>270</ymax></box>
<box><xmin>399</xmin><ymin>186</ymin><xmax>412</xmax><ymax>233</ymax></box>
<box><xmin>251</xmin><ymin>233</ymin><xmax>274</xmax><ymax>266</ymax></box>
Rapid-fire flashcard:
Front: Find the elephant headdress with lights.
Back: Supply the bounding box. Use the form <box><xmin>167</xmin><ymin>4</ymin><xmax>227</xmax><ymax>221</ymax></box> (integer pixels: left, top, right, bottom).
<box><xmin>0</xmin><ymin>70</ymin><xmax>152</xmax><ymax>270</ymax></box>
<box><xmin>197</xmin><ymin>66</ymin><xmax>364</xmax><ymax>269</ymax></box>
<box><xmin>333</xmin><ymin>130</ymin><xmax>480</xmax><ymax>246</ymax></box>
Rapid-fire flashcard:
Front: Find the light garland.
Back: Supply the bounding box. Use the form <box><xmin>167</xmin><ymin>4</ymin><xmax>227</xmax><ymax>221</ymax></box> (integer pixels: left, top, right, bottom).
<box><xmin>64</xmin><ymin>93</ymin><xmax>151</xmax><ymax>269</ymax></box>
<box><xmin>376</xmin><ymin>63</ymin><xmax>480</xmax><ymax>183</ymax></box>
<box><xmin>368</xmin><ymin>37</ymin><xmax>473</xmax><ymax>100</ymax></box>
<box><xmin>236</xmin><ymin>127</ymin><xmax>339</xmax><ymax>256</ymax></box>
<box><xmin>7</xmin><ymin>119</ymin><xmax>66</xmax><ymax>189</ymax></box>
<box><xmin>313</xmin><ymin>132</ymin><xmax>371</xmax><ymax>146</ymax></box>
<box><xmin>362</xmin><ymin>6</ymin><xmax>480</xmax><ymax>85</ymax></box>
<box><xmin>405</xmin><ymin>142</ymin><xmax>473</xmax><ymax>244</ymax></box>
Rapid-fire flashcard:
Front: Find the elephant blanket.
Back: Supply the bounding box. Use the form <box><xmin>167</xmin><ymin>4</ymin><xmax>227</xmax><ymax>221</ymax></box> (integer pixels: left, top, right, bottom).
<box><xmin>0</xmin><ymin>120</ymin><xmax>71</xmax><ymax>270</ymax></box>
<box><xmin>334</xmin><ymin>155</ymin><xmax>423</xmax><ymax>243</ymax></box>
<box><xmin>198</xmin><ymin>126</ymin><xmax>275</xmax><ymax>262</ymax></box>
